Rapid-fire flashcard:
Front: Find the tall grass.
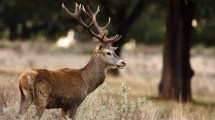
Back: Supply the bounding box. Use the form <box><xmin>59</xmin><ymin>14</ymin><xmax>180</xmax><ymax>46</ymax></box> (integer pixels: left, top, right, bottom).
<box><xmin>76</xmin><ymin>83</ymin><xmax>158</xmax><ymax>120</ymax></box>
<box><xmin>0</xmin><ymin>82</ymin><xmax>158</xmax><ymax>120</ymax></box>
<box><xmin>0</xmin><ymin>81</ymin><xmax>215</xmax><ymax>120</ymax></box>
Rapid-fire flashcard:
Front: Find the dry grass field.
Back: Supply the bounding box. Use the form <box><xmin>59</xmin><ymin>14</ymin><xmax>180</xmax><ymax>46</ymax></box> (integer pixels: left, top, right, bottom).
<box><xmin>0</xmin><ymin>40</ymin><xmax>215</xmax><ymax>120</ymax></box>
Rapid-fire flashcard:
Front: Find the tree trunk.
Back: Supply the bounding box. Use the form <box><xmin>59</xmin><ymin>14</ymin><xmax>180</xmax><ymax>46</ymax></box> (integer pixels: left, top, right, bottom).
<box><xmin>8</xmin><ymin>22</ymin><xmax>18</xmax><ymax>41</ymax></box>
<box><xmin>20</xmin><ymin>23</ymin><xmax>30</xmax><ymax>39</ymax></box>
<box><xmin>159</xmin><ymin>0</ymin><xmax>195</xmax><ymax>102</ymax></box>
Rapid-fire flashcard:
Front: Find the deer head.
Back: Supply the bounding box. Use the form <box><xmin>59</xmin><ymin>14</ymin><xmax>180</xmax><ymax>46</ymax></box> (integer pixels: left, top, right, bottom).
<box><xmin>95</xmin><ymin>43</ymin><xmax>126</xmax><ymax>69</ymax></box>
<box><xmin>62</xmin><ymin>3</ymin><xmax>126</xmax><ymax>69</ymax></box>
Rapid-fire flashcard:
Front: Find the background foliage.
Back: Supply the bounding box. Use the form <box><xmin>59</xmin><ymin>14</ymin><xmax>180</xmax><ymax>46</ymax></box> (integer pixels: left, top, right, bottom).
<box><xmin>0</xmin><ymin>0</ymin><xmax>214</xmax><ymax>45</ymax></box>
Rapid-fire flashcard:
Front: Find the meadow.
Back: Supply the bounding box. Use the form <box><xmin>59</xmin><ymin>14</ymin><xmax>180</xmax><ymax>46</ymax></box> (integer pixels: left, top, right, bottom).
<box><xmin>0</xmin><ymin>40</ymin><xmax>215</xmax><ymax>120</ymax></box>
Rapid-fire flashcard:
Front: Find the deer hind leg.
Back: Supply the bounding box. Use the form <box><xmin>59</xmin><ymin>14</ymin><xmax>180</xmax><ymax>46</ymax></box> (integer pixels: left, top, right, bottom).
<box><xmin>18</xmin><ymin>85</ymin><xmax>33</xmax><ymax>115</ymax></box>
<box><xmin>33</xmin><ymin>81</ymin><xmax>50</xmax><ymax>120</ymax></box>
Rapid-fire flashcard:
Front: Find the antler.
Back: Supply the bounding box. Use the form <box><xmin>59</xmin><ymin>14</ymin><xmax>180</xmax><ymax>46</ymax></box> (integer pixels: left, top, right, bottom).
<box><xmin>62</xmin><ymin>3</ymin><xmax>121</xmax><ymax>45</ymax></box>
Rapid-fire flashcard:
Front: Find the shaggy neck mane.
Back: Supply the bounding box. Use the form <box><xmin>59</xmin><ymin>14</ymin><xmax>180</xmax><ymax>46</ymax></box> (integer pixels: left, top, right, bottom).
<box><xmin>81</xmin><ymin>51</ymin><xmax>106</xmax><ymax>94</ymax></box>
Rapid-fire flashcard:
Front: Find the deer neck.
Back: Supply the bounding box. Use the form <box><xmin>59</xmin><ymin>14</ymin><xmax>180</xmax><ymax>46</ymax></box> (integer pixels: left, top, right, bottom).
<box><xmin>81</xmin><ymin>52</ymin><xmax>106</xmax><ymax>94</ymax></box>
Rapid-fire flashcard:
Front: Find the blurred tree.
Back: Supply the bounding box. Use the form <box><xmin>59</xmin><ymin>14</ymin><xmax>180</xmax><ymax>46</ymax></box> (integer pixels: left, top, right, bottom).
<box><xmin>159</xmin><ymin>0</ymin><xmax>195</xmax><ymax>102</ymax></box>
<box><xmin>0</xmin><ymin>0</ymin><xmax>19</xmax><ymax>40</ymax></box>
<box><xmin>192</xmin><ymin>0</ymin><xmax>215</xmax><ymax>46</ymax></box>
<box><xmin>98</xmin><ymin>0</ymin><xmax>147</xmax><ymax>75</ymax></box>
<box><xmin>0</xmin><ymin>0</ymin><xmax>69</xmax><ymax>40</ymax></box>
<box><xmin>0</xmin><ymin>0</ymin><xmax>215</xmax><ymax>46</ymax></box>
<box><xmin>130</xmin><ymin>4</ymin><xmax>166</xmax><ymax>44</ymax></box>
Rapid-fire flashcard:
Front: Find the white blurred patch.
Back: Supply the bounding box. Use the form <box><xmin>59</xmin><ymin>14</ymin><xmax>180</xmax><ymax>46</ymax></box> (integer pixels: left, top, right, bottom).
<box><xmin>56</xmin><ymin>30</ymin><xmax>76</xmax><ymax>48</ymax></box>
<box><xmin>192</xmin><ymin>19</ymin><xmax>197</xmax><ymax>27</ymax></box>
<box><xmin>123</xmin><ymin>39</ymin><xmax>136</xmax><ymax>50</ymax></box>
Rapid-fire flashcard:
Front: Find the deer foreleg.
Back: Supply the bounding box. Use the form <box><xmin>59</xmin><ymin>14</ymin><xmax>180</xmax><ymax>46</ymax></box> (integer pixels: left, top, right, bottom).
<box><xmin>68</xmin><ymin>103</ymin><xmax>81</xmax><ymax>120</ymax></box>
<box><xmin>61</xmin><ymin>107</ymin><xmax>69</xmax><ymax>120</ymax></box>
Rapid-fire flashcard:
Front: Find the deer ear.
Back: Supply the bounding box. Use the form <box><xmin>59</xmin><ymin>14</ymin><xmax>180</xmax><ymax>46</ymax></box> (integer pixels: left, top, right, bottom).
<box><xmin>96</xmin><ymin>44</ymin><xmax>104</xmax><ymax>53</ymax></box>
<box><xmin>111</xmin><ymin>46</ymin><xmax>118</xmax><ymax>51</ymax></box>
<box><xmin>99</xmin><ymin>45</ymin><xmax>103</xmax><ymax>50</ymax></box>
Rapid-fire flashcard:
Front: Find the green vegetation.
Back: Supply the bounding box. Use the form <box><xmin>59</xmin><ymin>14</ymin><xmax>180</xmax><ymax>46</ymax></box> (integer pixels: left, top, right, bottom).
<box><xmin>0</xmin><ymin>0</ymin><xmax>215</xmax><ymax>45</ymax></box>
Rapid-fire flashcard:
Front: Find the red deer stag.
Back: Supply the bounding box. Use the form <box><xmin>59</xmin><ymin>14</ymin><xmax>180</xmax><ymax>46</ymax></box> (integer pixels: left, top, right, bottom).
<box><xmin>18</xmin><ymin>2</ymin><xmax>126</xmax><ymax>120</ymax></box>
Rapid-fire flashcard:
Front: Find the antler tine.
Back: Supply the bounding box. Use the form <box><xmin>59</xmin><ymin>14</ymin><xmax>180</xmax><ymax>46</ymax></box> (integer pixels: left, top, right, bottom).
<box><xmin>102</xmin><ymin>17</ymin><xmax>111</xmax><ymax>30</ymax></box>
<box><xmin>79</xmin><ymin>5</ymin><xmax>98</xmax><ymax>30</ymax></box>
<box><xmin>63</xmin><ymin>3</ymin><xmax>88</xmax><ymax>28</ymax></box>
<box><xmin>63</xmin><ymin>3</ymin><xmax>122</xmax><ymax>45</ymax></box>
<box><xmin>83</xmin><ymin>5</ymin><xmax>106</xmax><ymax>43</ymax></box>
<box><xmin>89</xmin><ymin>29</ymin><xmax>104</xmax><ymax>42</ymax></box>
<box><xmin>62</xmin><ymin>3</ymin><xmax>77</xmax><ymax>19</ymax></box>
<box><xmin>115</xmin><ymin>35</ymin><xmax>122</xmax><ymax>41</ymax></box>
<box><xmin>76</xmin><ymin>5</ymin><xmax>90</xmax><ymax>28</ymax></box>
<box><xmin>108</xmin><ymin>34</ymin><xmax>119</xmax><ymax>41</ymax></box>
<box><xmin>86</xmin><ymin>5</ymin><xmax>103</xmax><ymax>33</ymax></box>
<box><xmin>95</xmin><ymin>6</ymin><xmax>100</xmax><ymax>16</ymax></box>
<box><xmin>86</xmin><ymin>5</ymin><xmax>93</xmax><ymax>16</ymax></box>
<box><xmin>104</xmin><ymin>35</ymin><xmax>122</xmax><ymax>44</ymax></box>
<box><xmin>77</xmin><ymin>5</ymin><xmax>93</xmax><ymax>29</ymax></box>
<box><xmin>83</xmin><ymin>5</ymin><xmax>120</xmax><ymax>44</ymax></box>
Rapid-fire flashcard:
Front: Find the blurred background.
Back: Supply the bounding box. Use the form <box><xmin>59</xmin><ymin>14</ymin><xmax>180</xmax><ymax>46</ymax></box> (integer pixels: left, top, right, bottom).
<box><xmin>0</xmin><ymin>0</ymin><xmax>215</xmax><ymax>119</ymax></box>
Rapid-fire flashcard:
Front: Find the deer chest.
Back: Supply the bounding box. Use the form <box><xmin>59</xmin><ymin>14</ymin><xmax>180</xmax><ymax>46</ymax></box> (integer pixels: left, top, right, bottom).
<box><xmin>46</xmin><ymin>95</ymin><xmax>85</xmax><ymax>109</ymax></box>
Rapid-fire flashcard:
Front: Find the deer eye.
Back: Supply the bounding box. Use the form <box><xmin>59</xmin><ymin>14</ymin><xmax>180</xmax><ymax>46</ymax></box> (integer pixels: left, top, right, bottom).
<box><xmin>106</xmin><ymin>52</ymin><xmax>111</xmax><ymax>56</ymax></box>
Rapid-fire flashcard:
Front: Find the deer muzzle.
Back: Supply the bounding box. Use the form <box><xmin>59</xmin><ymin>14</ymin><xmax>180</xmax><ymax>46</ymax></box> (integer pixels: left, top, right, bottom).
<box><xmin>117</xmin><ymin>60</ymin><xmax>126</xmax><ymax>69</ymax></box>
